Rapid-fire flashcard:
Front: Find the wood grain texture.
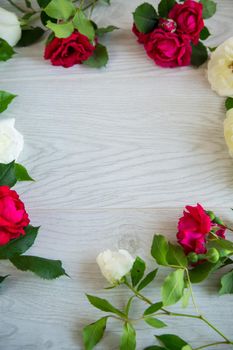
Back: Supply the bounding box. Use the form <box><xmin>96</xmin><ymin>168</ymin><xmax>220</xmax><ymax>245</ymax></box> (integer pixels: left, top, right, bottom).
<box><xmin>0</xmin><ymin>0</ymin><xmax>233</xmax><ymax>348</ymax></box>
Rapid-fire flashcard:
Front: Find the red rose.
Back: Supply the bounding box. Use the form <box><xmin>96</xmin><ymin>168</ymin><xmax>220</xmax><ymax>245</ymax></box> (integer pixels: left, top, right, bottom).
<box><xmin>158</xmin><ymin>18</ymin><xmax>176</xmax><ymax>33</ymax></box>
<box><xmin>132</xmin><ymin>24</ymin><xmax>150</xmax><ymax>44</ymax></box>
<box><xmin>144</xmin><ymin>29</ymin><xmax>192</xmax><ymax>68</ymax></box>
<box><xmin>177</xmin><ymin>204</ymin><xmax>226</xmax><ymax>255</ymax></box>
<box><xmin>0</xmin><ymin>186</ymin><xmax>29</xmax><ymax>246</ymax></box>
<box><xmin>169</xmin><ymin>0</ymin><xmax>204</xmax><ymax>45</ymax></box>
<box><xmin>44</xmin><ymin>31</ymin><xmax>95</xmax><ymax>68</ymax></box>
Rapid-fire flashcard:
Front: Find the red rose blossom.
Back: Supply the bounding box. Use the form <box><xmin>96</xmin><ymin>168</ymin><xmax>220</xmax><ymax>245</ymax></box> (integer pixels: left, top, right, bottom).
<box><xmin>132</xmin><ymin>24</ymin><xmax>150</xmax><ymax>44</ymax></box>
<box><xmin>158</xmin><ymin>18</ymin><xmax>176</xmax><ymax>33</ymax></box>
<box><xmin>169</xmin><ymin>0</ymin><xmax>204</xmax><ymax>45</ymax></box>
<box><xmin>0</xmin><ymin>186</ymin><xmax>29</xmax><ymax>246</ymax></box>
<box><xmin>144</xmin><ymin>29</ymin><xmax>192</xmax><ymax>68</ymax></box>
<box><xmin>177</xmin><ymin>204</ymin><xmax>226</xmax><ymax>254</ymax></box>
<box><xmin>44</xmin><ymin>31</ymin><xmax>95</xmax><ymax>68</ymax></box>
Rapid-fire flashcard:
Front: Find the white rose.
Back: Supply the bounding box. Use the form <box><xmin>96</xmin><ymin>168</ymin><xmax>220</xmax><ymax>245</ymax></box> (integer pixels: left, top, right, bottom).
<box><xmin>96</xmin><ymin>249</ymin><xmax>135</xmax><ymax>285</ymax></box>
<box><xmin>0</xmin><ymin>7</ymin><xmax>21</xmax><ymax>47</ymax></box>
<box><xmin>207</xmin><ymin>37</ymin><xmax>233</xmax><ymax>97</ymax></box>
<box><xmin>0</xmin><ymin>118</ymin><xmax>24</xmax><ymax>163</ymax></box>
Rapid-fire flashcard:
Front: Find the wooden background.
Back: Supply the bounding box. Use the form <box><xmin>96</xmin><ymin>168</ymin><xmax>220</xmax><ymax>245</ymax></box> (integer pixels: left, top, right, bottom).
<box><xmin>0</xmin><ymin>0</ymin><xmax>233</xmax><ymax>348</ymax></box>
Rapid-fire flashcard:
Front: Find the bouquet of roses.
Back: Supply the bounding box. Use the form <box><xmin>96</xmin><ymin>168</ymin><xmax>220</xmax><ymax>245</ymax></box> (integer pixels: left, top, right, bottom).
<box><xmin>132</xmin><ymin>0</ymin><xmax>216</xmax><ymax>68</ymax></box>
<box><xmin>83</xmin><ymin>204</ymin><xmax>233</xmax><ymax>350</ymax></box>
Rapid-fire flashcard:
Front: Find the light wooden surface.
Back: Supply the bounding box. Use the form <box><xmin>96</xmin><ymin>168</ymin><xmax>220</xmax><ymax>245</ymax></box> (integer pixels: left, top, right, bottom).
<box><xmin>0</xmin><ymin>0</ymin><xmax>233</xmax><ymax>349</ymax></box>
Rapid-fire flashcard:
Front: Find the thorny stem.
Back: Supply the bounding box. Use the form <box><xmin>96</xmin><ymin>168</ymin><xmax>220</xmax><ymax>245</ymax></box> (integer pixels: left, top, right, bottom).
<box><xmin>124</xmin><ymin>278</ymin><xmax>232</xmax><ymax>345</ymax></box>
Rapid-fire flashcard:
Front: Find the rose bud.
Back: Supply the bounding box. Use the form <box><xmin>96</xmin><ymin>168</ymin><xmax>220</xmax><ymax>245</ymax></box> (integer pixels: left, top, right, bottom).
<box><xmin>206</xmin><ymin>248</ymin><xmax>220</xmax><ymax>263</ymax></box>
<box><xmin>187</xmin><ymin>252</ymin><xmax>198</xmax><ymax>264</ymax></box>
<box><xmin>206</xmin><ymin>210</ymin><xmax>215</xmax><ymax>221</ymax></box>
<box><xmin>158</xmin><ymin>18</ymin><xmax>176</xmax><ymax>33</ymax></box>
<box><xmin>96</xmin><ymin>249</ymin><xmax>134</xmax><ymax>285</ymax></box>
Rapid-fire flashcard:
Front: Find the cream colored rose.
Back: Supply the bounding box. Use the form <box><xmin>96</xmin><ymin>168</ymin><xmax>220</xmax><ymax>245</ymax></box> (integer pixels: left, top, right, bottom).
<box><xmin>0</xmin><ymin>7</ymin><xmax>21</xmax><ymax>46</ymax></box>
<box><xmin>96</xmin><ymin>249</ymin><xmax>135</xmax><ymax>285</ymax></box>
<box><xmin>224</xmin><ymin>109</ymin><xmax>233</xmax><ymax>156</ymax></box>
<box><xmin>0</xmin><ymin>119</ymin><xmax>24</xmax><ymax>163</ymax></box>
<box><xmin>207</xmin><ymin>37</ymin><xmax>233</xmax><ymax>97</ymax></box>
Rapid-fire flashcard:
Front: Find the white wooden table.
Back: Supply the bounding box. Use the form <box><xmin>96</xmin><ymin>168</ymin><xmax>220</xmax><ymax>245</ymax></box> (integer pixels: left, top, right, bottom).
<box><xmin>0</xmin><ymin>0</ymin><xmax>233</xmax><ymax>348</ymax></box>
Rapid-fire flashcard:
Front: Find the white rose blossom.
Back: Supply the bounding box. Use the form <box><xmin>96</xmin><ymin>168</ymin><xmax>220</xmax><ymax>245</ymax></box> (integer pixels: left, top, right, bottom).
<box><xmin>0</xmin><ymin>118</ymin><xmax>24</xmax><ymax>163</ymax></box>
<box><xmin>207</xmin><ymin>37</ymin><xmax>233</xmax><ymax>97</ymax></box>
<box><xmin>0</xmin><ymin>7</ymin><xmax>21</xmax><ymax>47</ymax></box>
<box><xmin>96</xmin><ymin>249</ymin><xmax>135</xmax><ymax>285</ymax></box>
<box><xmin>224</xmin><ymin>109</ymin><xmax>233</xmax><ymax>157</ymax></box>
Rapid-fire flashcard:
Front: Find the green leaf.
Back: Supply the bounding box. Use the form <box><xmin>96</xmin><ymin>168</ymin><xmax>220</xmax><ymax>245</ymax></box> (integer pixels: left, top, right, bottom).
<box><xmin>0</xmin><ymin>161</ymin><xmax>17</xmax><ymax>187</ymax></box>
<box><xmin>96</xmin><ymin>25</ymin><xmax>119</xmax><ymax>36</ymax></box>
<box><xmin>0</xmin><ymin>38</ymin><xmax>15</xmax><ymax>61</ymax></box>
<box><xmin>0</xmin><ymin>275</ymin><xmax>9</xmax><ymax>284</ymax></box>
<box><xmin>156</xmin><ymin>334</ymin><xmax>188</xmax><ymax>350</ymax></box>
<box><xmin>211</xmin><ymin>238</ymin><xmax>233</xmax><ymax>252</ymax></box>
<box><xmin>40</xmin><ymin>11</ymin><xmax>57</xmax><ymax>26</ymax></box>
<box><xmin>225</xmin><ymin>97</ymin><xmax>233</xmax><ymax>111</ymax></box>
<box><xmin>44</xmin><ymin>0</ymin><xmax>75</xmax><ymax>20</ymax></box>
<box><xmin>158</xmin><ymin>0</ymin><xmax>176</xmax><ymax>18</ymax></box>
<box><xmin>15</xmin><ymin>163</ymin><xmax>34</xmax><ymax>182</ymax></box>
<box><xmin>182</xmin><ymin>346</ymin><xmax>192</xmax><ymax>350</ymax></box>
<box><xmin>0</xmin><ymin>226</ymin><xmax>39</xmax><ymax>260</ymax></box>
<box><xmin>10</xmin><ymin>255</ymin><xmax>67</xmax><ymax>279</ymax></box>
<box><xmin>0</xmin><ymin>91</ymin><xmax>17</xmax><ymax>113</ymax></box>
<box><xmin>200</xmin><ymin>26</ymin><xmax>211</xmax><ymax>40</ymax></box>
<box><xmin>191</xmin><ymin>42</ymin><xmax>208</xmax><ymax>67</ymax></box>
<box><xmin>144</xmin><ymin>347</ymin><xmax>166</xmax><ymax>350</ymax></box>
<box><xmin>86</xmin><ymin>294</ymin><xmax>124</xmax><ymax>317</ymax></box>
<box><xmin>133</xmin><ymin>3</ymin><xmax>158</xmax><ymax>34</ymax></box>
<box><xmin>37</xmin><ymin>0</ymin><xmax>51</xmax><ymax>7</ymax></box>
<box><xmin>200</xmin><ymin>0</ymin><xmax>217</xmax><ymax>19</ymax></box>
<box><xmin>151</xmin><ymin>234</ymin><xmax>169</xmax><ymax>266</ymax></box>
<box><xmin>144</xmin><ymin>317</ymin><xmax>166</xmax><ymax>328</ymax></box>
<box><xmin>125</xmin><ymin>295</ymin><xmax>135</xmax><ymax>316</ymax></box>
<box><xmin>182</xmin><ymin>288</ymin><xmax>191</xmax><ymax>308</ymax></box>
<box><xmin>189</xmin><ymin>261</ymin><xmax>216</xmax><ymax>283</ymax></box>
<box><xmin>73</xmin><ymin>9</ymin><xmax>95</xmax><ymax>41</ymax></box>
<box><xmin>84</xmin><ymin>43</ymin><xmax>108</xmax><ymax>68</ymax></box>
<box><xmin>83</xmin><ymin>317</ymin><xmax>107</xmax><ymax>350</ymax></box>
<box><xmin>131</xmin><ymin>256</ymin><xmax>146</xmax><ymax>286</ymax></box>
<box><xmin>120</xmin><ymin>322</ymin><xmax>136</xmax><ymax>350</ymax></box>
<box><xmin>144</xmin><ymin>302</ymin><xmax>163</xmax><ymax>316</ymax></box>
<box><xmin>46</xmin><ymin>21</ymin><xmax>74</xmax><ymax>38</ymax></box>
<box><xmin>162</xmin><ymin>269</ymin><xmax>185</xmax><ymax>306</ymax></box>
<box><xmin>137</xmin><ymin>268</ymin><xmax>158</xmax><ymax>291</ymax></box>
<box><xmin>167</xmin><ymin>243</ymin><xmax>188</xmax><ymax>268</ymax></box>
<box><xmin>219</xmin><ymin>270</ymin><xmax>233</xmax><ymax>295</ymax></box>
<box><xmin>17</xmin><ymin>27</ymin><xmax>45</xmax><ymax>47</ymax></box>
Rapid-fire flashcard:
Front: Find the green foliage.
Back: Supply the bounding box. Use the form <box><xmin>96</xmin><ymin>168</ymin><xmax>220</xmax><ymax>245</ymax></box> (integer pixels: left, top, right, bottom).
<box><xmin>17</xmin><ymin>27</ymin><xmax>45</xmax><ymax>47</ymax></box>
<box><xmin>212</xmin><ymin>238</ymin><xmax>233</xmax><ymax>252</ymax></box>
<box><xmin>83</xmin><ymin>317</ymin><xmax>107</xmax><ymax>350</ymax></box>
<box><xmin>84</xmin><ymin>43</ymin><xmax>109</xmax><ymax>68</ymax></box>
<box><xmin>0</xmin><ymin>38</ymin><xmax>15</xmax><ymax>61</ymax></box>
<box><xmin>144</xmin><ymin>347</ymin><xmax>166</xmax><ymax>350</ymax></box>
<box><xmin>46</xmin><ymin>21</ymin><xmax>74</xmax><ymax>38</ymax></box>
<box><xmin>158</xmin><ymin>0</ymin><xmax>176</xmax><ymax>18</ymax></box>
<box><xmin>96</xmin><ymin>25</ymin><xmax>119</xmax><ymax>36</ymax></box>
<box><xmin>191</xmin><ymin>42</ymin><xmax>208</xmax><ymax>67</ymax></box>
<box><xmin>0</xmin><ymin>161</ymin><xmax>34</xmax><ymax>187</ymax></box>
<box><xmin>0</xmin><ymin>226</ymin><xmax>39</xmax><ymax>260</ymax></box>
<box><xmin>10</xmin><ymin>255</ymin><xmax>67</xmax><ymax>279</ymax></box>
<box><xmin>37</xmin><ymin>0</ymin><xmax>51</xmax><ymax>7</ymax></box>
<box><xmin>0</xmin><ymin>91</ymin><xmax>17</xmax><ymax>113</ymax></box>
<box><xmin>44</xmin><ymin>0</ymin><xmax>75</xmax><ymax>20</ymax></box>
<box><xmin>15</xmin><ymin>163</ymin><xmax>34</xmax><ymax>181</ymax></box>
<box><xmin>200</xmin><ymin>0</ymin><xmax>217</xmax><ymax>19</ymax></box>
<box><xmin>219</xmin><ymin>270</ymin><xmax>233</xmax><ymax>295</ymax></box>
<box><xmin>182</xmin><ymin>288</ymin><xmax>191</xmax><ymax>308</ymax></box>
<box><xmin>189</xmin><ymin>261</ymin><xmax>216</xmax><ymax>283</ymax></box>
<box><xmin>0</xmin><ymin>161</ymin><xmax>17</xmax><ymax>187</ymax></box>
<box><xmin>86</xmin><ymin>294</ymin><xmax>125</xmax><ymax>317</ymax></box>
<box><xmin>156</xmin><ymin>334</ymin><xmax>189</xmax><ymax>350</ymax></box>
<box><xmin>151</xmin><ymin>234</ymin><xmax>169</xmax><ymax>266</ymax></box>
<box><xmin>120</xmin><ymin>322</ymin><xmax>136</xmax><ymax>350</ymax></box>
<box><xmin>144</xmin><ymin>302</ymin><xmax>163</xmax><ymax>315</ymax></box>
<box><xmin>162</xmin><ymin>269</ymin><xmax>185</xmax><ymax>306</ymax></box>
<box><xmin>167</xmin><ymin>243</ymin><xmax>188</xmax><ymax>268</ymax></box>
<box><xmin>73</xmin><ymin>9</ymin><xmax>95</xmax><ymax>41</ymax></box>
<box><xmin>137</xmin><ymin>269</ymin><xmax>158</xmax><ymax>291</ymax></box>
<box><xmin>133</xmin><ymin>3</ymin><xmax>158</xmax><ymax>34</ymax></box>
<box><xmin>144</xmin><ymin>317</ymin><xmax>167</xmax><ymax>328</ymax></box>
<box><xmin>225</xmin><ymin>97</ymin><xmax>233</xmax><ymax>111</ymax></box>
<box><xmin>200</xmin><ymin>26</ymin><xmax>211</xmax><ymax>40</ymax></box>
<box><xmin>131</xmin><ymin>256</ymin><xmax>146</xmax><ymax>287</ymax></box>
